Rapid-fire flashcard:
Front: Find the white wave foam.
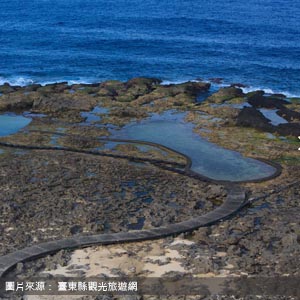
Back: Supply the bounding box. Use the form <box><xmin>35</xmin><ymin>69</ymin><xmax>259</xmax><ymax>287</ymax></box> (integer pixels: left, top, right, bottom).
<box><xmin>241</xmin><ymin>86</ymin><xmax>300</xmax><ymax>98</ymax></box>
<box><xmin>161</xmin><ymin>79</ymin><xmax>201</xmax><ymax>85</ymax></box>
<box><xmin>0</xmin><ymin>76</ymin><xmax>100</xmax><ymax>87</ymax></box>
<box><xmin>1</xmin><ymin>76</ymin><xmax>299</xmax><ymax>98</ymax></box>
<box><xmin>39</xmin><ymin>79</ymin><xmax>96</xmax><ymax>86</ymax></box>
<box><xmin>161</xmin><ymin>79</ymin><xmax>231</xmax><ymax>93</ymax></box>
<box><xmin>0</xmin><ymin>76</ymin><xmax>34</xmax><ymax>86</ymax></box>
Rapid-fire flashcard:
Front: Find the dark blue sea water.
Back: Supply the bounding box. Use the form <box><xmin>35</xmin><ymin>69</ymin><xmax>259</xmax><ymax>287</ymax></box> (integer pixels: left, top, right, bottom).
<box><xmin>0</xmin><ymin>0</ymin><xmax>300</xmax><ymax>95</ymax></box>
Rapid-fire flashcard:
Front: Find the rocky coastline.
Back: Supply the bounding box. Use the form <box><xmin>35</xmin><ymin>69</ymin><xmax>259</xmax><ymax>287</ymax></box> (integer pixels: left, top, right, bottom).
<box><xmin>0</xmin><ymin>78</ymin><xmax>299</xmax><ymax>300</ymax></box>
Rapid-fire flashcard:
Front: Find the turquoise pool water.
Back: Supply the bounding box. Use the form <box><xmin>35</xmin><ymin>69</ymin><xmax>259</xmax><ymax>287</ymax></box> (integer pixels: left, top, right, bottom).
<box><xmin>112</xmin><ymin>111</ymin><xmax>277</xmax><ymax>182</ymax></box>
<box><xmin>0</xmin><ymin>114</ymin><xmax>31</xmax><ymax>137</ymax></box>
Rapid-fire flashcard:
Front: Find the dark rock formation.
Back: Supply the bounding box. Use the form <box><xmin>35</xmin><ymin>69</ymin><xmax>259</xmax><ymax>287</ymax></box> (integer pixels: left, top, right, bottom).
<box><xmin>163</xmin><ymin>81</ymin><xmax>211</xmax><ymax>98</ymax></box>
<box><xmin>272</xmin><ymin>93</ymin><xmax>287</xmax><ymax>98</ymax></box>
<box><xmin>206</xmin><ymin>87</ymin><xmax>244</xmax><ymax>104</ymax></box>
<box><xmin>275</xmin><ymin>123</ymin><xmax>300</xmax><ymax>137</ymax></box>
<box><xmin>24</xmin><ymin>84</ymin><xmax>42</xmax><ymax>92</ymax></box>
<box><xmin>125</xmin><ymin>77</ymin><xmax>162</xmax><ymax>88</ymax></box>
<box><xmin>277</xmin><ymin>107</ymin><xmax>300</xmax><ymax>122</ymax></box>
<box><xmin>0</xmin><ymin>83</ymin><xmax>17</xmax><ymax>94</ymax></box>
<box><xmin>236</xmin><ymin>107</ymin><xmax>274</xmax><ymax>132</ymax></box>
<box><xmin>246</xmin><ymin>90</ymin><xmax>265</xmax><ymax>98</ymax></box>
<box><xmin>37</xmin><ymin>82</ymin><xmax>70</xmax><ymax>94</ymax></box>
<box><xmin>247</xmin><ymin>94</ymin><xmax>289</xmax><ymax>109</ymax></box>
<box><xmin>237</xmin><ymin>107</ymin><xmax>300</xmax><ymax>137</ymax></box>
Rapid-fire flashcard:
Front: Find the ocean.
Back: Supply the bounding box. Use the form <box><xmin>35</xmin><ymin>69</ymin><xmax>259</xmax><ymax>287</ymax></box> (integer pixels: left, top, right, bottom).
<box><xmin>0</xmin><ymin>0</ymin><xmax>299</xmax><ymax>96</ymax></box>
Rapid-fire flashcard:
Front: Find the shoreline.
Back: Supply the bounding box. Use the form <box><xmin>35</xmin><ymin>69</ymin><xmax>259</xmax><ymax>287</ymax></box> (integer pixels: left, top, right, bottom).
<box><xmin>0</xmin><ymin>77</ymin><xmax>299</xmax><ymax>298</ymax></box>
<box><xmin>1</xmin><ymin>77</ymin><xmax>300</xmax><ymax>99</ymax></box>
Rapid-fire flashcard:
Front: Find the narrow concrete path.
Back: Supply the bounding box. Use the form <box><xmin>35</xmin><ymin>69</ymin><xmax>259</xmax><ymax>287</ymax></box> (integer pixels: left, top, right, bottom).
<box><xmin>0</xmin><ymin>130</ymin><xmax>282</xmax><ymax>184</ymax></box>
<box><xmin>0</xmin><ymin>186</ymin><xmax>246</xmax><ymax>278</ymax></box>
<box><xmin>0</xmin><ymin>131</ymin><xmax>281</xmax><ymax>278</ymax></box>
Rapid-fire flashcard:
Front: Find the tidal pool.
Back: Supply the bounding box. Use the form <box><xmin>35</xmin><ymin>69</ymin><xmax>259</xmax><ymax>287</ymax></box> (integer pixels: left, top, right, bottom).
<box><xmin>80</xmin><ymin>106</ymin><xmax>109</xmax><ymax>124</ymax></box>
<box><xmin>112</xmin><ymin>111</ymin><xmax>277</xmax><ymax>182</ymax></box>
<box><xmin>259</xmin><ymin>108</ymin><xmax>288</xmax><ymax>126</ymax></box>
<box><xmin>0</xmin><ymin>114</ymin><xmax>31</xmax><ymax>137</ymax></box>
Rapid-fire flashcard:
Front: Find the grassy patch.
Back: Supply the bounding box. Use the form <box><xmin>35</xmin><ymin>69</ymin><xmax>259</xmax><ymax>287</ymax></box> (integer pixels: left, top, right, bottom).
<box><xmin>275</xmin><ymin>156</ymin><xmax>300</xmax><ymax>165</ymax></box>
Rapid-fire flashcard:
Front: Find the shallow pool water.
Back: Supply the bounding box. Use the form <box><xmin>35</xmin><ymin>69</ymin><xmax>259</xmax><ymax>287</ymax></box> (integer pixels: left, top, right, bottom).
<box><xmin>0</xmin><ymin>114</ymin><xmax>31</xmax><ymax>137</ymax></box>
<box><xmin>112</xmin><ymin>111</ymin><xmax>277</xmax><ymax>182</ymax></box>
<box><xmin>80</xmin><ymin>106</ymin><xmax>109</xmax><ymax>124</ymax></box>
<box><xmin>259</xmin><ymin>108</ymin><xmax>288</xmax><ymax>126</ymax></box>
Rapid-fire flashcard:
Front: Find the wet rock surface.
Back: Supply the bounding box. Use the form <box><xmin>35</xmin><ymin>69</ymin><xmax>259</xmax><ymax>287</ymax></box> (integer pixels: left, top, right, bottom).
<box><xmin>236</xmin><ymin>107</ymin><xmax>274</xmax><ymax>132</ymax></box>
<box><xmin>205</xmin><ymin>87</ymin><xmax>244</xmax><ymax>104</ymax></box>
<box><xmin>0</xmin><ymin>78</ymin><xmax>300</xmax><ymax>299</ymax></box>
<box><xmin>231</xmin><ymin>89</ymin><xmax>300</xmax><ymax>136</ymax></box>
<box><xmin>277</xmin><ymin>107</ymin><xmax>300</xmax><ymax>122</ymax></box>
<box><xmin>0</xmin><ymin>79</ymin><xmax>210</xmax><ymax>124</ymax></box>
<box><xmin>247</xmin><ymin>94</ymin><xmax>289</xmax><ymax>109</ymax></box>
<box><xmin>0</xmin><ymin>149</ymin><xmax>220</xmax><ymax>256</ymax></box>
<box><xmin>275</xmin><ymin>122</ymin><xmax>300</xmax><ymax>137</ymax></box>
<box><xmin>236</xmin><ymin>107</ymin><xmax>300</xmax><ymax>137</ymax></box>
<box><xmin>7</xmin><ymin>176</ymin><xmax>299</xmax><ymax>299</ymax></box>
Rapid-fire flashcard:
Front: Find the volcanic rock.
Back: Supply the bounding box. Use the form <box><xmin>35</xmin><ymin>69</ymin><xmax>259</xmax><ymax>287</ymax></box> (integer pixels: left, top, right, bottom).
<box><xmin>236</xmin><ymin>107</ymin><xmax>274</xmax><ymax>132</ymax></box>
<box><xmin>247</xmin><ymin>94</ymin><xmax>289</xmax><ymax>109</ymax></box>
<box><xmin>0</xmin><ymin>83</ymin><xmax>16</xmax><ymax>94</ymax></box>
<box><xmin>275</xmin><ymin>123</ymin><xmax>300</xmax><ymax>137</ymax></box>
<box><xmin>277</xmin><ymin>107</ymin><xmax>300</xmax><ymax>122</ymax></box>
<box><xmin>206</xmin><ymin>87</ymin><xmax>244</xmax><ymax>104</ymax></box>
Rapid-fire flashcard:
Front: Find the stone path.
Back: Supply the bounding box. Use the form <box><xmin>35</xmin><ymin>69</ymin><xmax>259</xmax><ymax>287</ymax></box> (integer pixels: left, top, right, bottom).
<box><xmin>0</xmin><ymin>132</ymin><xmax>281</xmax><ymax>278</ymax></box>
<box><xmin>0</xmin><ymin>130</ymin><xmax>282</xmax><ymax>184</ymax></box>
<box><xmin>0</xmin><ymin>186</ymin><xmax>246</xmax><ymax>278</ymax></box>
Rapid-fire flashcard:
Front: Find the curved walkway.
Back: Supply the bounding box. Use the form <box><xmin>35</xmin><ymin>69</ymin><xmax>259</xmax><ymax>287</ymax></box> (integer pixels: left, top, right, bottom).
<box><xmin>0</xmin><ymin>130</ymin><xmax>282</xmax><ymax>184</ymax></box>
<box><xmin>0</xmin><ymin>131</ymin><xmax>281</xmax><ymax>277</ymax></box>
<box><xmin>0</xmin><ymin>186</ymin><xmax>246</xmax><ymax>278</ymax></box>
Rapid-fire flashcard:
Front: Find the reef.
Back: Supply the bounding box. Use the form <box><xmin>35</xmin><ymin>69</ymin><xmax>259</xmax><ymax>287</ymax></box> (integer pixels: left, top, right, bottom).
<box><xmin>0</xmin><ymin>78</ymin><xmax>299</xmax><ymax>299</ymax></box>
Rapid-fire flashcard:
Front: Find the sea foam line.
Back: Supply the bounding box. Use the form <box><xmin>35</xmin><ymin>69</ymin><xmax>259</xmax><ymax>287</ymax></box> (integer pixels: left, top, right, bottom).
<box><xmin>0</xmin><ymin>76</ymin><xmax>98</xmax><ymax>87</ymax></box>
<box><xmin>1</xmin><ymin>76</ymin><xmax>299</xmax><ymax>98</ymax></box>
<box><xmin>241</xmin><ymin>86</ymin><xmax>300</xmax><ymax>98</ymax></box>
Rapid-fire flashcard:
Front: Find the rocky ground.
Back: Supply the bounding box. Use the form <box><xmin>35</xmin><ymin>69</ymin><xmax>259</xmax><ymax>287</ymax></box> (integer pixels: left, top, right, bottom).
<box><xmin>0</xmin><ymin>78</ymin><xmax>299</xmax><ymax>300</ymax></box>
<box><xmin>0</xmin><ymin>149</ymin><xmax>223</xmax><ymax>256</ymax></box>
